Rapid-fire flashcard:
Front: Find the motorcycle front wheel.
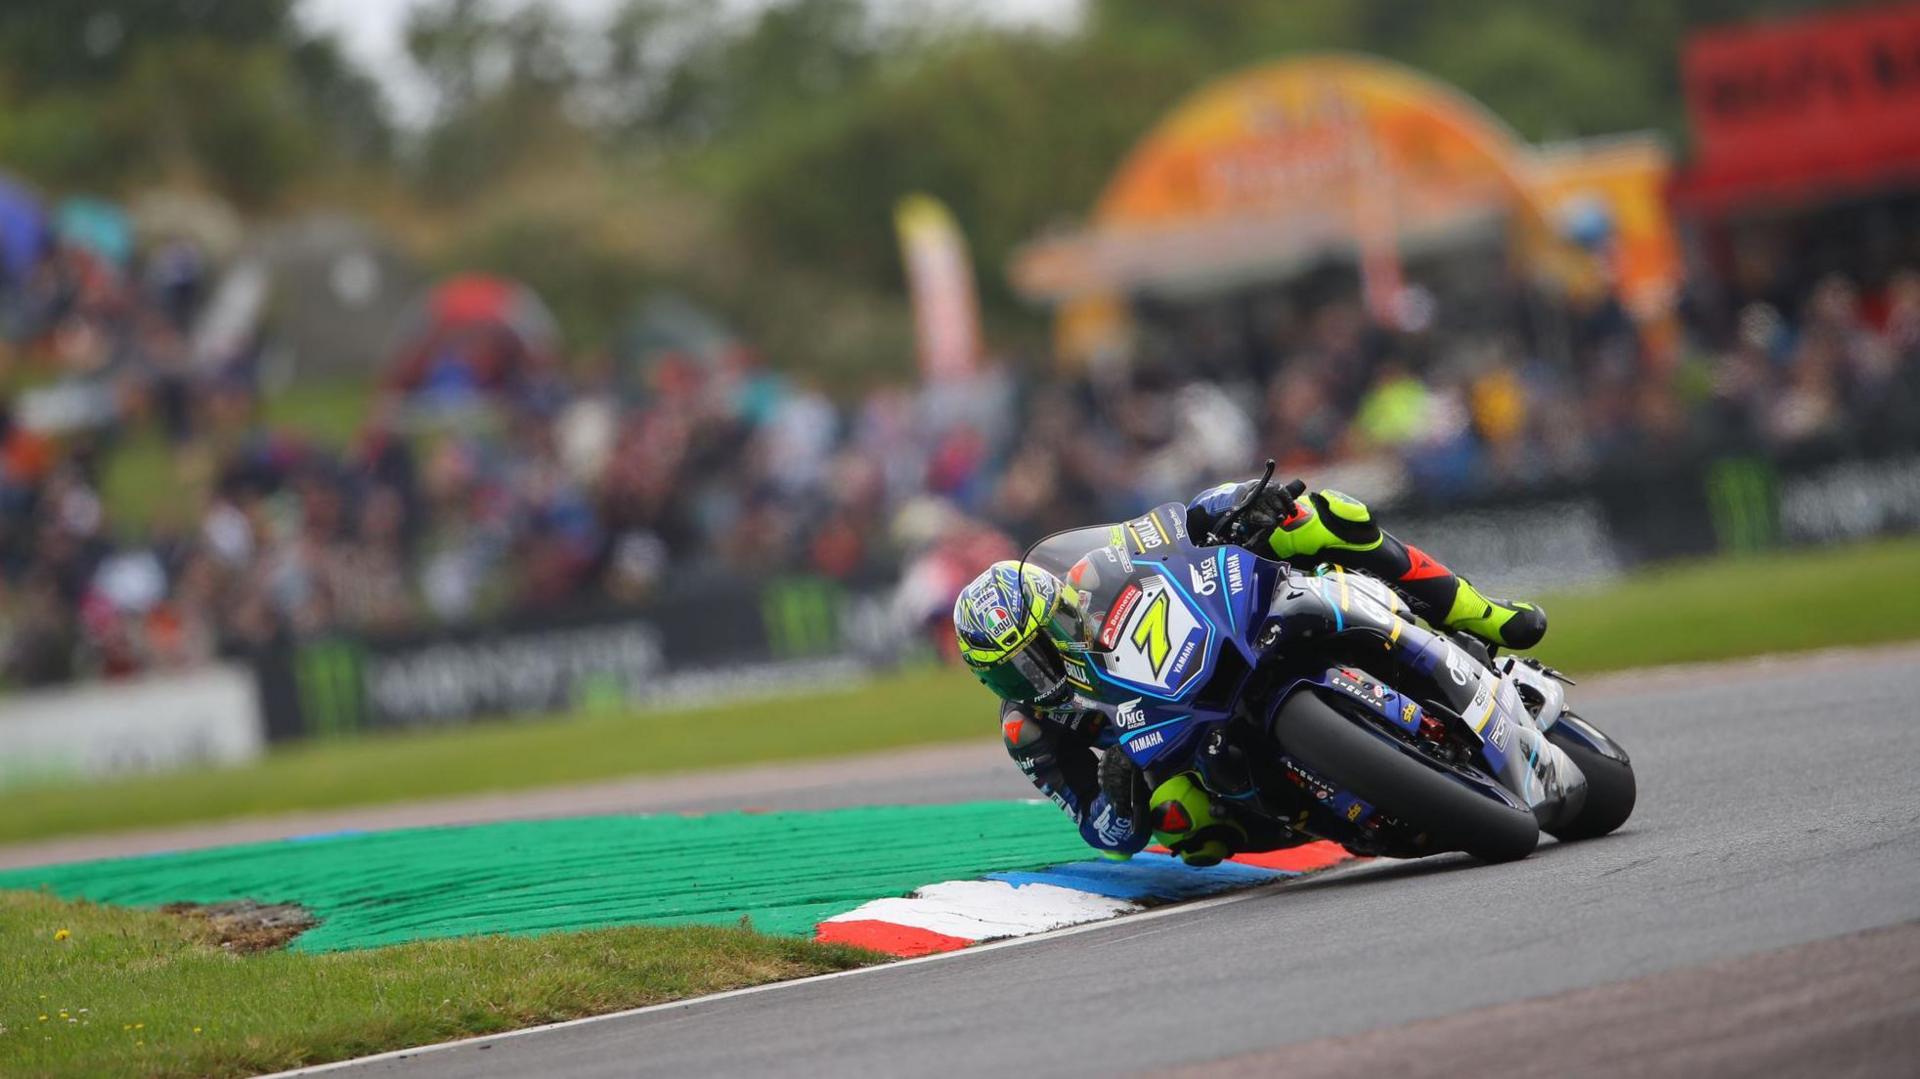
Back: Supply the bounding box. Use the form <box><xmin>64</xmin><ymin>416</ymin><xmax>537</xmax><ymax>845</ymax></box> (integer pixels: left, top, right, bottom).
<box><xmin>1272</xmin><ymin>690</ymin><xmax>1540</xmax><ymax>863</ymax></box>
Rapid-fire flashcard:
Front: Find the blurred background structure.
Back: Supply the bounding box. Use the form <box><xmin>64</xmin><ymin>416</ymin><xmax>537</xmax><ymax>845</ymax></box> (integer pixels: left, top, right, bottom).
<box><xmin>2</xmin><ymin>0</ymin><xmax>1919</xmax><ymax>762</ymax></box>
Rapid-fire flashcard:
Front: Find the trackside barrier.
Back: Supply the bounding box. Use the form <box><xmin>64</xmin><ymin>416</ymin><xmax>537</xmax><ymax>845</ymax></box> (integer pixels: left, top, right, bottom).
<box><xmin>0</xmin><ymin>448</ymin><xmax>1912</xmax><ymax>781</ymax></box>
<box><xmin>0</xmin><ymin>663</ymin><xmax>263</xmax><ymax>789</ymax></box>
<box><xmin>251</xmin><ymin>574</ymin><xmax>898</xmax><ymax>743</ymax></box>
<box><xmin>240</xmin><ymin>447</ymin><xmax>1920</xmax><ymax>746</ymax></box>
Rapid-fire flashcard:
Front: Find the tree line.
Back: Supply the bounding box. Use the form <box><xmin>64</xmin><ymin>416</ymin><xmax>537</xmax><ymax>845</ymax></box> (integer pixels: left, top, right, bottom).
<box><xmin>0</xmin><ymin>0</ymin><xmax>1846</xmax><ymax>373</ymax></box>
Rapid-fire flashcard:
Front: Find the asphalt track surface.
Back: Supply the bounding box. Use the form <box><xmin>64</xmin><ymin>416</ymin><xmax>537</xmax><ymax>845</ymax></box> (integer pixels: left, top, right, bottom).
<box><xmin>296</xmin><ymin>645</ymin><xmax>1920</xmax><ymax>1079</ymax></box>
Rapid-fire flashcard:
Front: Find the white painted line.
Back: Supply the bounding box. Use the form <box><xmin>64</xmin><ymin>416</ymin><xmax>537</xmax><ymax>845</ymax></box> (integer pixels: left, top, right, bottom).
<box><xmin>261</xmin><ymin>862</ymin><xmax>1375</xmax><ymax>1078</ymax></box>
<box><xmin>820</xmin><ymin>879</ymin><xmax>1140</xmax><ymax>939</ymax></box>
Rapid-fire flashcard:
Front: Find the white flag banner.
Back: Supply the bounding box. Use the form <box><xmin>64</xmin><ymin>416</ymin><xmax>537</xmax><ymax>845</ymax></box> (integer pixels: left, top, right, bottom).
<box><xmin>895</xmin><ymin>193</ymin><xmax>982</xmax><ymax>382</ymax></box>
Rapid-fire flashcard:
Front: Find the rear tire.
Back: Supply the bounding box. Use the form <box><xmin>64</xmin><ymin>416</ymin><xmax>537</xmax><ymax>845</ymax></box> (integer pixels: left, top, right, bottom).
<box><xmin>1273</xmin><ymin>691</ymin><xmax>1539</xmax><ymax>863</ymax></box>
<box><xmin>1544</xmin><ymin>726</ymin><xmax>1636</xmax><ymax>841</ymax></box>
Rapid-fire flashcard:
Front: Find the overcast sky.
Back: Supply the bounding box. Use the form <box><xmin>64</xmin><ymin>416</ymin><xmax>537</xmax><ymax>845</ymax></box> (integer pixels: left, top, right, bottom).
<box><xmin>299</xmin><ymin>0</ymin><xmax>1082</xmax><ymax>126</ymax></box>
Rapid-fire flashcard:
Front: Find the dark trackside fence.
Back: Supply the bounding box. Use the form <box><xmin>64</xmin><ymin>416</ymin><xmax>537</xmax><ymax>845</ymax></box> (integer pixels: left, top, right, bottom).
<box><xmin>252</xmin><ymin>573</ymin><xmax>891</xmax><ymax>743</ymax></box>
<box><xmin>252</xmin><ymin>446</ymin><xmax>1920</xmax><ymax>743</ymax></box>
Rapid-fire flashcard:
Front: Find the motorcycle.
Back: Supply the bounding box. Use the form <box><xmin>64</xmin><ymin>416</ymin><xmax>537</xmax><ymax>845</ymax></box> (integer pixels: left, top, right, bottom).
<box><xmin>1020</xmin><ymin>467</ymin><xmax>1636</xmax><ymax>863</ymax></box>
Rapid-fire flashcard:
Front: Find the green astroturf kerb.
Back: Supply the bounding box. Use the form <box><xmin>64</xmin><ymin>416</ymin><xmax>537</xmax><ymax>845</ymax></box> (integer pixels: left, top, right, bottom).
<box><xmin>0</xmin><ymin>802</ymin><xmax>1092</xmax><ymax>952</ymax></box>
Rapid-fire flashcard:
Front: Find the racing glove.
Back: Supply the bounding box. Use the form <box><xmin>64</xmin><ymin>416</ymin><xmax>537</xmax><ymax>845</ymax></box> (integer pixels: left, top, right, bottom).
<box><xmin>1219</xmin><ymin>477</ymin><xmax>1309</xmax><ymax>548</ymax></box>
<box><xmin>1080</xmin><ymin>746</ymin><xmax>1151</xmax><ymax>856</ymax></box>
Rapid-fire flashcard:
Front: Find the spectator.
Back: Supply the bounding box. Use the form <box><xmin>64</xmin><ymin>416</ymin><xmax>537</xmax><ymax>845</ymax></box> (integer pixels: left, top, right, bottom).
<box><xmin>4</xmin><ymin>182</ymin><xmax>1918</xmax><ymax>691</ymax></box>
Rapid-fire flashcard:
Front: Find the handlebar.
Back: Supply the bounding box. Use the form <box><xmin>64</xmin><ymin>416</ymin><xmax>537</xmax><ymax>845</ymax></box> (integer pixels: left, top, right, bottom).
<box><xmin>1204</xmin><ymin>458</ymin><xmax>1277</xmax><ymax>546</ymax></box>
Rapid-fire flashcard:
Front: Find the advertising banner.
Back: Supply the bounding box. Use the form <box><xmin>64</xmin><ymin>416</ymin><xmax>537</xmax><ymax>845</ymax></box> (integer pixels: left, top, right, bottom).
<box><xmin>1778</xmin><ymin>455</ymin><xmax>1920</xmax><ymax>547</ymax></box>
<box><xmin>1391</xmin><ymin>498</ymin><xmax>1624</xmax><ymax>597</ymax></box>
<box><xmin>242</xmin><ymin>447</ymin><xmax>1920</xmax><ymax>747</ymax></box>
<box><xmin>1525</xmin><ymin>134</ymin><xmax>1681</xmax><ymax>325</ymax></box>
<box><xmin>1677</xmin><ymin>3</ymin><xmax>1920</xmax><ymax>211</ymax></box>
<box><xmin>255</xmin><ymin>574</ymin><xmax>892</xmax><ymax>742</ymax></box>
<box><xmin>0</xmin><ymin>664</ymin><xmax>262</xmax><ymax>788</ymax></box>
<box><xmin>895</xmin><ymin>193</ymin><xmax>983</xmax><ymax>383</ymax></box>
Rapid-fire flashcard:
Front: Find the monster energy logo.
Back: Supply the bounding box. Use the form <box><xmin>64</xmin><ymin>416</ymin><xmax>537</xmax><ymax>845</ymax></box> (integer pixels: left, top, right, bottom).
<box><xmin>294</xmin><ymin>638</ymin><xmax>367</xmax><ymax>739</ymax></box>
<box><xmin>1706</xmin><ymin>457</ymin><xmax>1777</xmax><ymax>553</ymax></box>
<box><xmin>762</xmin><ymin>578</ymin><xmax>843</xmax><ymax>659</ymax></box>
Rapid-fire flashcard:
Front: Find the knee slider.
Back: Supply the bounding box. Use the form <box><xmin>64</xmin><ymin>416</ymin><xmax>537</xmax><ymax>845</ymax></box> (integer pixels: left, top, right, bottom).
<box><xmin>1149</xmin><ymin>773</ymin><xmax>1245</xmax><ymax>866</ymax></box>
<box><xmin>1001</xmin><ymin>711</ymin><xmax>1043</xmax><ymax>750</ymax></box>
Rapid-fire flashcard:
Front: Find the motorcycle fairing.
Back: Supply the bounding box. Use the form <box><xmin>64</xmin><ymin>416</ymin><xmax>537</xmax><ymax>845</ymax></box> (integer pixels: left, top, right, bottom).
<box><xmin>1032</xmin><ymin>503</ymin><xmax>1274</xmax><ymax>771</ymax></box>
<box><xmin>1091</xmin><ymin>566</ymin><xmax>1214</xmax><ymax>700</ymax></box>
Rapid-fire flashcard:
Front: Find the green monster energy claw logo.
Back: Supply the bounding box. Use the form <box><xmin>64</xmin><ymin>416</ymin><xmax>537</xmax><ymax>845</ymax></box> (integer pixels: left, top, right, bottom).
<box><xmin>1707</xmin><ymin>457</ymin><xmax>1778</xmax><ymax>553</ymax></box>
<box><xmin>762</xmin><ymin>578</ymin><xmax>844</xmax><ymax>659</ymax></box>
<box><xmin>294</xmin><ymin>638</ymin><xmax>366</xmax><ymax>739</ymax></box>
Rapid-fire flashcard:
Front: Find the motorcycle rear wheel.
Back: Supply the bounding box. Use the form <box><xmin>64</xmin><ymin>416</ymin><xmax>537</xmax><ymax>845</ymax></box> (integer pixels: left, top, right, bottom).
<box><xmin>1273</xmin><ymin>691</ymin><xmax>1540</xmax><ymax>863</ymax></box>
<box><xmin>1543</xmin><ymin>721</ymin><xmax>1636</xmax><ymax>841</ymax></box>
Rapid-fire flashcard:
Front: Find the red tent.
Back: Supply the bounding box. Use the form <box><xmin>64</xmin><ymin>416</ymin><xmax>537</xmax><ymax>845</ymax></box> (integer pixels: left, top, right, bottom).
<box><xmin>387</xmin><ymin>274</ymin><xmax>560</xmax><ymax>397</ymax></box>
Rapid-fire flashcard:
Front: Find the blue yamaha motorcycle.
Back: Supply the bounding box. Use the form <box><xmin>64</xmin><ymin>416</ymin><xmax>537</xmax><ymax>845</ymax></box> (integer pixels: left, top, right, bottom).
<box><xmin>1020</xmin><ymin>471</ymin><xmax>1636</xmax><ymax>862</ymax></box>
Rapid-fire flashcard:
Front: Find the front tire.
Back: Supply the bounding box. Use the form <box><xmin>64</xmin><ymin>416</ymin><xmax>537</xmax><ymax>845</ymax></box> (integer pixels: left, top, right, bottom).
<box><xmin>1272</xmin><ymin>691</ymin><xmax>1540</xmax><ymax>863</ymax></box>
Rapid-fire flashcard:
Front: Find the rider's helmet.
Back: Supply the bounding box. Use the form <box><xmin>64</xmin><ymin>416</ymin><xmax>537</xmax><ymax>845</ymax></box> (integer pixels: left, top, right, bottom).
<box><xmin>953</xmin><ymin>559</ymin><xmax>1081</xmax><ymax>709</ymax></box>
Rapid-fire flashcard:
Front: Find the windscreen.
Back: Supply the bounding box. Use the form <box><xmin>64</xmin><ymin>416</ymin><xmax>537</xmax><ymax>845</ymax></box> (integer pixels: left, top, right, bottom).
<box><xmin>1019</xmin><ymin>523</ymin><xmax>1133</xmax><ymax>654</ymax></box>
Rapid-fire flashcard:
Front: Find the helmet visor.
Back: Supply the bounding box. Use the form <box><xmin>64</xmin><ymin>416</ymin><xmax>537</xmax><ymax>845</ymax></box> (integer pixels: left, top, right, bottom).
<box><xmin>971</xmin><ymin>635</ymin><xmax>1069</xmax><ymax>705</ymax></box>
<box><xmin>1045</xmin><ymin>582</ymin><xmax>1094</xmax><ymax>653</ymax></box>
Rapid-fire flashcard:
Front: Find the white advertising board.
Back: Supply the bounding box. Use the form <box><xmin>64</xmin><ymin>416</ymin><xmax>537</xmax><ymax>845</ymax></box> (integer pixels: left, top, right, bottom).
<box><xmin>0</xmin><ymin>664</ymin><xmax>263</xmax><ymax>788</ymax></box>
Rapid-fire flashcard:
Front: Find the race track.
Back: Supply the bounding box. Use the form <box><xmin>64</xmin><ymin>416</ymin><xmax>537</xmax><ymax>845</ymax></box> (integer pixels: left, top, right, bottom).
<box><xmin>304</xmin><ymin>645</ymin><xmax>1920</xmax><ymax>1079</ymax></box>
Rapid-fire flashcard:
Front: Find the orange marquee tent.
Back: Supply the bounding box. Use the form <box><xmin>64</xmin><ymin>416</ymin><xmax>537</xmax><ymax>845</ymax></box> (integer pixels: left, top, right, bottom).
<box><xmin>1011</xmin><ymin>54</ymin><xmax>1679</xmax><ymax>358</ymax></box>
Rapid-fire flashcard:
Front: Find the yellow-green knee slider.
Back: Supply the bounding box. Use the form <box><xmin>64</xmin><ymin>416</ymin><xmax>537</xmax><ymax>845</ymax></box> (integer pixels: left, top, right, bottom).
<box><xmin>1148</xmin><ymin>772</ymin><xmax>1244</xmax><ymax>866</ymax></box>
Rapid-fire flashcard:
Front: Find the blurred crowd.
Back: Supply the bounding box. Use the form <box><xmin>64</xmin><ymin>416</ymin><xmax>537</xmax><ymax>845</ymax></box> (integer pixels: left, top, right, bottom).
<box><xmin>4</xmin><ymin>210</ymin><xmax>1920</xmax><ymax>688</ymax></box>
<box><xmin>1145</xmin><ymin>268</ymin><xmax>1920</xmax><ymax>500</ymax></box>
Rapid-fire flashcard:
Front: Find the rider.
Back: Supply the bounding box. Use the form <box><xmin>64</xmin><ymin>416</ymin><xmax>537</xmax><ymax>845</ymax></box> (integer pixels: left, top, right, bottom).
<box><xmin>952</xmin><ymin>477</ymin><xmax>1547</xmax><ymax>864</ymax></box>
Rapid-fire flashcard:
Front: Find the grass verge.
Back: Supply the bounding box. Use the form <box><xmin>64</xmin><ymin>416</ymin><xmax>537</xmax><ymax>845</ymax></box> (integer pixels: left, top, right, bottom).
<box><xmin>2</xmin><ymin>537</ymin><xmax>1917</xmax><ymax>848</ymax></box>
<box><xmin>0</xmin><ymin>666</ymin><xmax>982</xmax><ymax>847</ymax></box>
<box><xmin>0</xmin><ymin>890</ymin><xmax>875</xmax><ymax>1079</ymax></box>
<box><xmin>1529</xmin><ymin>535</ymin><xmax>1920</xmax><ymax>672</ymax></box>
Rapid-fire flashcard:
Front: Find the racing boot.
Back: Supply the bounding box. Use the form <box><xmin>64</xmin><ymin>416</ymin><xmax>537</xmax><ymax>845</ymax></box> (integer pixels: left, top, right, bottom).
<box><xmin>1258</xmin><ymin>487</ymin><xmax>1547</xmax><ymax>652</ymax></box>
<box><xmin>1435</xmin><ymin>573</ymin><xmax>1547</xmax><ymax>653</ymax></box>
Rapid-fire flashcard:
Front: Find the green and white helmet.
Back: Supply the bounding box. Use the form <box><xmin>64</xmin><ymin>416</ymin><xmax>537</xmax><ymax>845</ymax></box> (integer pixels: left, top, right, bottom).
<box><xmin>952</xmin><ymin>560</ymin><xmax>1081</xmax><ymax>707</ymax></box>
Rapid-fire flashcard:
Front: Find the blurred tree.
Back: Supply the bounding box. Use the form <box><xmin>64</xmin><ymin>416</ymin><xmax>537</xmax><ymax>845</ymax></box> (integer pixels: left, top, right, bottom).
<box><xmin>0</xmin><ymin>0</ymin><xmax>388</xmax><ymax>205</ymax></box>
<box><xmin>0</xmin><ymin>0</ymin><xmax>292</xmax><ymax>93</ymax></box>
<box><xmin>0</xmin><ymin>0</ymin><xmax>1869</xmax><ymax>367</ymax></box>
<box><xmin>405</xmin><ymin>0</ymin><xmax>592</xmax><ymax>198</ymax></box>
<box><xmin>714</xmin><ymin>30</ymin><xmax>1184</xmax><ymax>312</ymax></box>
<box><xmin>680</xmin><ymin>0</ymin><xmax>1866</xmax><ymax>327</ymax></box>
<box><xmin>591</xmin><ymin>0</ymin><xmax>728</xmax><ymax>138</ymax></box>
<box><xmin>593</xmin><ymin>0</ymin><xmax>878</xmax><ymax>145</ymax></box>
<box><xmin>115</xmin><ymin>40</ymin><xmax>322</xmax><ymax>205</ymax></box>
